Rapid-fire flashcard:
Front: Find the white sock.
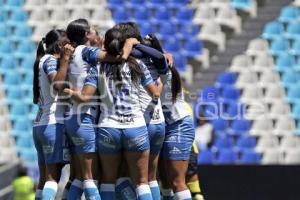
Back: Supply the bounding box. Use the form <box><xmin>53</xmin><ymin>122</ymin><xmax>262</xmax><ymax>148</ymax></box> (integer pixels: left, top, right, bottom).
<box><xmin>174</xmin><ymin>190</ymin><xmax>192</xmax><ymax>200</ymax></box>
<box><xmin>43</xmin><ymin>181</ymin><xmax>58</xmax><ymax>192</ymax></box>
<box><xmin>83</xmin><ymin>179</ymin><xmax>98</xmax><ymax>189</ymax></box>
<box><xmin>161</xmin><ymin>188</ymin><xmax>174</xmax><ymax>197</ymax></box>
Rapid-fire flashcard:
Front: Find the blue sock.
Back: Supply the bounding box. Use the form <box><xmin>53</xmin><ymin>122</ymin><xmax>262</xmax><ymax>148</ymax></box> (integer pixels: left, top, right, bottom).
<box><xmin>100</xmin><ymin>184</ymin><xmax>116</xmax><ymax>200</ymax></box>
<box><xmin>83</xmin><ymin>179</ymin><xmax>101</xmax><ymax>200</ymax></box>
<box><xmin>149</xmin><ymin>181</ymin><xmax>160</xmax><ymax>200</ymax></box>
<box><xmin>161</xmin><ymin>188</ymin><xmax>174</xmax><ymax>200</ymax></box>
<box><xmin>173</xmin><ymin>190</ymin><xmax>192</xmax><ymax>200</ymax></box>
<box><xmin>116</xmin><ymin>177</ymin><xmax>137</xmax><ymax>200</ymax></box>
<box><xmin>136</xmin><ymin>184</ymin><xmax>153</xmax><ymax>200</ymax></box>
<box><xmin>35</xmin><ymin>189</ymin><xmax>42</xmax><ymax>200</ymax></box>
<box><xmin>67</xmin><ymin>179</ymin><xmax>83</xmax><ymax>200</ymax></box>
<box><xmin>42</xmin><ymin>181</ymin><xmax>58</xmax><ymax>200</ymax></box>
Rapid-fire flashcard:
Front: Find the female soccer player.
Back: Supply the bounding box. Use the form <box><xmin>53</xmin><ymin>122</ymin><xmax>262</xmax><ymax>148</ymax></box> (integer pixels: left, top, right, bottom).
<box><xmin>64</xmin><ymin>19</ymin><xmax>137</xmax><ymax>200</ymax></box>
<box><xmin>32</xmin><ymin>29</ymin><xmax>74</xmax><ymax>200</ymax></box>
<box><xmin>158</xmin><ymin>51</ymin><xmax>195</xmax><ymax>200</ymax></box>
<box><xmin>64</xmin><ymin>27</ymin><xmax>161</xmax><ymax>200</ymax></box>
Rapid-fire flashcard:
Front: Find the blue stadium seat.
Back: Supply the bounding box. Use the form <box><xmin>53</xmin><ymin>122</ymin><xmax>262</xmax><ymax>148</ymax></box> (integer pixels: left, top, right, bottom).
<box><xmin>229</xmin><ymin>119</ymin><xmax>251</xmax><ymax>135</ymax></box>
<box><xmin>0</xmin><ymin>24</ymin><xmax>9</xmax><ymax>41</ymax></box>
<box><xmin>11</xmin><ymin>24</ymin><xmax>32</xmax><ymax>43</ymax></box>
<box><xmin>226</xmin><ymin>102</ymin><xmax>244</xmax><ymax>119</ymax></box>
<box><xmin>15</xmin><ymin>40</ymin><xmax>35</xmax><ymax>58</ymax></box>
<box><xmin>7</xmin><ymin>9</ymin><xmax>28</xmax><ymax>28</ymax></box>
<box><xmin>157</xmin><ymin>22</ymin><xmax>175</xmax><ymax>41</ymax></box>
<box><xmin>174</xmin><ymin>8</ymin><xmax>193</xmax><ymax>25</ymax></box>
<box><xmin>5</xmin><ymin>87</ymin><xmax>23</xmax><ymax>106</ymax></box>
<box><xmin>0</xmin><ymin>40</ymin><xmax>13</xmax><ymax>57</ymax></box>
<box><xmin>168</xmin><ymin>0</ymin><xmax>189</xmax><ymax>10</ymax></box>
<box><xmin>290</xmin><ymin>39</ymin><xmax>300</xmax><ymax>56</ymax></box>
<box><xmin>212</xmin><ymin>118</ymin><xmax>228</xmax><ymax>136</ymax></box>
<box><xmin>281</xmin><ymin>70</ymin><xmax>300</xmax><ymax>88</ymax></box>
<box><xmin>126</xmin><ymin>0</ymin><xmax>146</xmax><ymax>9</ymax></box>
<box><xmin>286</xmin><ymin>85</ymin><xmax>300</xmax><ymax>104</ymax></box>
<box><xmin>11</xmin><ymin>118</ymin><xmax>31</xmax><ymax>137</ymax></box>
<box><xmin>21</xmin><ymin>72</ymin><xmax>33</xmax><ymax>91</ymax></box>
<box><xmin>0</xmin><ymin>55</ymin><xmax>17</xmax><ymax>75</ymax></box>
<box><xmin>182</xmin><ymin>39</ymin><xmax>203</xmax><ymax>58</ymax></box>
<box><xmin>216</xmin><ymin>149</ymin><xmax>238</xmax><ymax>164</ymax></box>
<box><xmin>262</xmin><ymin>21</ymin><xmax>284</xmax><ymax>41</ymax></box>
<box><xmin>173</xmin><ymin>53</ymin><xmax>187</xmax><ymax>72</ymax></box>
<box><xmin>278</xmin><ymin>6</ymin><xmax>300</xmax><ymax>24</ymax></box>
<box><xmin>19</xmin><ymin>56</ymin><xmax>34</xmax><ymax>74</ymax></box>
<box><xmin>3</xmin><ymin>0</ymin><xmax>24</xmax><ymax>11</ymax></box>
<box><xmin>177</xmin><ymin>23</ymin><xmax>200</xmax><ymax>40</ymax></box>
<box><xmin>275</xmin><ymin>53</ymin><xmax>295</xmax><ymax>72</ymax></box>
<box><xmin>164</xmin><ymin>39</ymin><xmax>181</xmax><ymax>54</ymax></box>
<box><xmin>2</xmin><ymin>71</ymin><xmax>21</xmax><ymax>88</ymax></box>
<box><xmin>19</xmin><ymin>148</ymin><xmax>37</xmax><ymax>163</ymax></box>
<box><xmin>107</xmin><ymin>0</ymin><xmax>125</xmax><ymax>10</ymax></box>
<box><xmin>269</xmin><ymin>38</ymin><xmax>289</xmax><ymax>56</ymax></box>
<box><xmin>132</xmin><ymin>8</ymin><xmax>150</xmax><ymax>24</ymax></box>
<box><xmin>215</xmin><ymin>72</ymin><xmax>237</xmax><ymax>88</ymax></box>
<box><xmin>147</xmin><ymin>0</ymin><xmax>166</xmax><ymax>9</ymax></box>
<box><xmin>231</xmin><ymin>0</ymin><xmax>252</xmax><ymax>10</ymax></box>
<box><xmin>236</xmin><ymin>136</ymin><xmax>256</xmax><ymax>151</ymax></box>
<box><xmin>285</xmin><ymin>22</ymin><xmax>300</xmax><ymax>40</ymax></box>
<box><xmin>112</xmin><ymin>8</ymin><xmax>129</xmax><ymax>23</ymax></box>
<box><xmin>139</xmin><ymin>22</ymin><xmax>154</xmax><ymax>37</ymax></box>
<box><xmin>197</xmin><ymin>149</ymin><xmax>214</xmax><ymax>164</ymax></box>
<box><xmin>240</xmin><ymin>150</ymin><xmax>261</xmax><ymax>164</ymax></box>
<box><xmin>220</xmin><ymin>86</ymin><xmax>240</xmax><ymax>104</ymax></box>
<box><xmin>16</xmin><ymin>136</ymin><xmax>33</xmax><ymax>150</ymax></box>
<box><xmin>199</xmin><ymin>86</ymin><xmax>220</xmax><ymax>103</ymax></box>
<box><xmin>9</xmin><ymin>101</ymin><xmax>29</xmax><ymax>121</ymax></box>
<box><xmin>292</xmin><ymin>103</ymin><xmax>300</xmax><ymax>120</ymax></box>
<box><xmin>213</xmin><ymin>136</ymin><xmax>234</xmax><ymax>150</ymax></box>
<box><xmin>151</xmin><ymin>7</ymin><xmax>172</xmax><ymax>25</ymax></box>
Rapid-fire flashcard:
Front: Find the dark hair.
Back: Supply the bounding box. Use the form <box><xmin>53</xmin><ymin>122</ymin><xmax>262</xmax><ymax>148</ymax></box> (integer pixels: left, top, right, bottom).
<box><xmin>66</xmin><ymin>18</ymin><xmax>90</xmax><ymax>45</ymax></box>
<box><xmin>143</xmin><ymin>34</ymin><xmax>182</xmax><ymax>102</ymax></box>
<box><xmin>33</xmin><ymin>29</ymin><xmax>67</xmax><ymax>104</ymax></box>
<box><xmin>17</xmin><ymin>166</ymin><xmax>28</xmax><ymax>177</ymax></box>
<box><xmin>114</xmin><ymin>22</ymin><xmax>143</xmax><ymax>42</ymax></box>
<box><xmin>104</xmin><ymin>28</ymin><xmax>141</xmax><ymax>87</ymax></box>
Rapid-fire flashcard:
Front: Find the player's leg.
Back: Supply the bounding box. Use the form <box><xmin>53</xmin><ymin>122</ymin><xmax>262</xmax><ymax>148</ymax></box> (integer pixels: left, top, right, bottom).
<box><xmin>124</xmin><ymin>126</ymin><xmax>153</xmax><ymax>200</ymax></box>
<box><xmin>97</xmin><ymin>127</ymin><xmax>123</xmax><ymax>200</ymax></box>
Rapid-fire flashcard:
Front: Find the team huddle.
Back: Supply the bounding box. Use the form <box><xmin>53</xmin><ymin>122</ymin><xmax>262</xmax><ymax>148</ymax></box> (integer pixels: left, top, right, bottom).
<box><xmin>32</xmin><ymin>18</ymin><xmax>195</xmax><ymax>200</ymax></box>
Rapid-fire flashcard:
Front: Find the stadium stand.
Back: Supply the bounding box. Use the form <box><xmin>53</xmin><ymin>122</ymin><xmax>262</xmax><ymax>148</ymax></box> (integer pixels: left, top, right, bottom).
<box><xmin>195</xmin><ymin>1</ymin><xmax>300</xmax><ymax>165</ymax></box>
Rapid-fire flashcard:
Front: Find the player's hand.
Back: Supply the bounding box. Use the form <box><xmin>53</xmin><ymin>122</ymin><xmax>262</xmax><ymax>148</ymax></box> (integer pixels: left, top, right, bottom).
<box><xmin>164</xmin><ymin>53</ymin><xmax>174</xmax><ymax>66</ymax></box>
<box><xmin>61</xmin><ymin>44</ymin><xmax>75</xmax><ymax>62</ymax></box>
<box><xmin>91</xmin><ymin>35</ymin><xmax>104</xmax><ymax>48</ymax></box>
<box><xmin>126</xmin><ymin>38</ymin><xmax>140</xmax><ymax>46</ymax></box>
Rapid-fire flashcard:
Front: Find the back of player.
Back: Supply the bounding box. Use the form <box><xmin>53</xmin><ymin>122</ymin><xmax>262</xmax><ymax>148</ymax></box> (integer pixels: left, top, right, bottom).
<box><xmin>32</xmin><ymin>29</ymin><xmax>72</xmax><ymax>200</ymax></box>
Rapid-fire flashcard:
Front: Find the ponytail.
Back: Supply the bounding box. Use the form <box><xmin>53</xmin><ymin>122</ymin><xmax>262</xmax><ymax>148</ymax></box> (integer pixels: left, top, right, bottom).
<box><xmin>170</xmin><ymin>65</ymin><xmax>182</xmax><ymax>103</ymax></box>
<box><xmin>33</xmin><ymin>39</ymin><xmax>46</xmax><ymax>104</ymax></box>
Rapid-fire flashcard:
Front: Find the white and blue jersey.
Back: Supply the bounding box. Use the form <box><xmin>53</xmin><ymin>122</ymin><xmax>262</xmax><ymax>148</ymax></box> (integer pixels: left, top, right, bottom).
<box><xmin>64</xmin><ymin>45</ymin><xmax>100</xmax><ymax>154</ymax></box>
<box><xmin>33</xmin><ymin>54</ymin><xmax>69</xmax><ymax>164</ymax></box>
<box><xmin>66</xmin><ymin>45</ymin><xmax>100</xmax><ymax>117</ymax></box>
<box><xmin>34</xmin><ymin>54</ymin><xmax>66</xmax><ymax>126</ymax></box>
<box><xmin>85</xmin><ymin>61</ymin><xmax>154</xmax><ymax>128</ymax></box>
<box><xmin>160</xmin><ymin>70</ymin><xmax>195</xmax><ymax>160</ymax></box>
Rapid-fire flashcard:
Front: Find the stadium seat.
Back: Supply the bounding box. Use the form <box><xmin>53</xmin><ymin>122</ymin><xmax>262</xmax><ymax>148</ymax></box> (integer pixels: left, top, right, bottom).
<box><xmin>3</xmin><ymin>0</ymin><xmax>24</xmax><ymax>11</ymax></box>
<box><xmin>7</xmin><ymin>8</ymin><xmax>28</xmax><ymax>28</ymax></box>
<box><xmin>112</xmin><ymin>8</ymin><xmax>129</xmax><ymax>23</ymax></box>
<box><xmin>225</xmin><ymin>102</ymin><xmax>244</xmax><ymax>119</ymax></box>
<box><xmin>230</xmin><ymin>0</ymin><xmax>257</xmax><ymax>18</ymax></box>
<box><xmin>275</xmin><ymin>53</ymin><xmax>295</xmax><ymax>72</ymax></box>
<box><xmin>292</xmin><ymin>103</ymin><xmax>300</xmax><ymax>120</ymax></box>
<box><xmin>15</xmin><ymin>40</ymin><xmax>35</xmax><ymax>58</ymax></box>
<box><xmin>151</xmin><ymin>7</ymin><xmax>172</xmax><ymax>25</ymax></box>
<box><xmin>157</xmin><ymin>22</ymin><xmax>175</xmax><ymax>41</ymax></box>
<box><xmin>284</xmin><ymin>149</ymin><xmax>300</xmax><ymax>164</ymax></box>
<box><xmin>256</xmin><ymin>135</ymin><xmax>280</xmax><ymax>153</ymax></box>
<box><xmin>251</xmin><ymin>54</ymin><xmax>274</xmax><ymax>73</ymax></box>
<box><xmin>269</xmin><ymin>38</ymin><xmax>290</xmax><ymax>56</ymax></box>
<box><xmin>262</xmin><ymin>21</ymin><xmax>284</xmax><ymax>41</ymax></box>
<box><xmin>16</xmin><ymin>136</ymin><xmax>33</xmax><ymax>152</ymax></box>
<box><xmin>286</xmin><ymin>85</ymin><xmax>300</xmax><ymax>104</ymax></box>
<box><xmin>107</xmin><ymin>0</ymin><xmax>124</xmax><ymax>9</ymax></box>
<box><xmin>2</xmin><ymin>71</ymin><xmax>21</xmax><ymax>88</ymax></box>
<box><xmin>198</xmin><ymin>22</ymin><xmax>226</xmax><ymax>51</ymax></box>
<box><xmin>197</xmin><ymin>149</ymin><xmax>214</xmax><ymax>164</ymax></box>
<box><xmin>236</xmin><ymin>136</ymin><xmax>257</xmax><ymax>151</ymax></box>
<box><xmin>216</xmin><ymin>5</ymin><xmax>242</xmax><ymax>34</ymax></box>
<box><xmin>139</xmin><ymin>23</ymin><xmax>154</xmax><ymax>37</ymax></box>
<box><xmin>263</xmin><ymin>84</ymin><xmax>285</xmax><ymax>104</ymax></box>
<box><xmin>216</xmin><ymin>149</ymin><xmax>238</xmax><ymax>164</ymax></box>
<box><xmin>173</xmin><ymin>54</ymin><xmax>188</xmax><ymax>72</ymax></box>
<box><xmin>278</xmin><ymin>6</ymin><xmax>300</xmax><ymax>24</ymax></box>
<box><xmin>229</xmin><ymin>54</ymin><xmax>252</xmax><ymax>72</ymax></box>
<box><xmin>0</xmin><ymin>40</ymin><xmax>13</xmax><ymax>56</ymax></box>
<box><xmin>0</xmin><ymin>24</ymin><xmax>9</xmax><ymax>41</ymax></box>
<box><xmin>19</xmin><ymin>148</ymin><xmax>38</xmax><ymax>163</ymax></box>
<box><xmin>280</xmin><ymin>135</ymin><xmax>300</xmax><ymax>151</ymax></box>
<box><xmin>9</xmin><ymin>102</ymin><xmax>29</xmax><ymax>122</ymax></box>
<box><xmin>281</xmin><ymin>70</ymin><xmax>300</xmax><ymax>88</ymax></box>
<box><xmin>193</xmin><ymin>4</ymin><xmax>215</xmax><ymax>26</ymax></box>
<box><xmin>215</xmin><ymin>72</ymin><xmax>237</xmax><ymax>88</ymax></box>
<box><xmin>167</xmin><ymin>0</ymin><xmax>189</xmax><ymax>10</ymax></box>
<box><xmin>240</xmin><ymin>86</ymin><xmax>263</xmax><ymax>104</ymax></box>
<box><xmin>290</xmin><ymin>39</ymin><xmax>300</xmax><ymax>56</ymax></box>
<box><xmin>213</xmin><ymin>136</ymin><xmax>234</xmax><ymax>150</ymax></box>
<box><xmin>240</xmin><ymin>150</ymin><xmax>261</xmax><ymax>164</ymax></box>
<box><xmin>268</xmin><ymin>101</ymin><xmax>291</xmax><ymax>120</ymax></box>
<box><xmin>246</xmin><ymin>38</ymin><xmax>269</xmax><ymax>56</ymax></box>
<box><xmin>211</xmin><ymin>118</ymin><xmax>228</xmax><ymax>136</ymax></box>
<box><xmin>235</xmin><ymin>70</ymin><xmax>258</xmax><ymax>88</ymax></box>
<box><xmin>261</xmin><ymin>149</ymin><xmax>283</xmax><ymax>164</ymax></box>
<box><xmin>258</xmin><ymin>71</ymin><xmax>280</xmax><ymax>89</ymax></box>
<box><xmin>285</xmin><ymin>21</ymin><xmax>300</xmax><ymax>40</ymax></box>
<box><xmin>11</xmin><ymin>24</ymin><xmax>32</xmax><ymax>43</ymax></box>
<box><xmin>23</xmin><ymin>0</ymin><xmax>43</xmax><ymax>11</ymax></box>
<box><xmin>164</xmin><ymin>39</ymin><xmax>181</xmax><ymax>54</ymax></box>
<box><xmin>0</xmin><ymin>56</ymin><xmax>17</xmax><ymax>75</ymax></box>
<box><xmin>199</xmin><ymin>86</ymin><xmax>220</xmax><ymax>103</ymax></box>
<box><xmin>132</xmin><ymin>7</ymin><xmax>150</xmax><ymax>24</ymax></box>
<box><xmin>146</xmin><ymin>0</ymin><xmax>166</xmax><ymax>9</ymax></box>
<box><xmin>181</xmin><ymin>39</ymin><xmax>204</xmax><ymax>58</ymax></box>
<box><xmin>27</xmin><ymin>9</ymin><xmax>47</xmax><ymax>27</ymax></box>
<box><xmin>250</xmin><ymin>117</ymin><xmax>273</xmax><ymax>136</ymax></box>
<box><xmin>173</xmin><ymin>8</ymin><xmax>193</xmax><ymax>25</ymax></box>
<box><xmin>273</xmin><ymin>116</ymin><xmax>296</xmax><ymax>136</ymax></box>
<box><xmin>177</xmin><ymin>23</ymin><xmax>200</xmax><ymax>40</ymax></box>
<box><xmin>229</xmin><ymin>119</ymin><xmax>251</xmax><ymax>136</ymax></box>
<box><xmin>220</xmin><ymin>86</ymin><xmax>240</xmax><ymax>104</ymax></box>
<box><xmin>11</xmin><ymin>118</ymin><xmax>31</xmax><ymax>138</ymax></box>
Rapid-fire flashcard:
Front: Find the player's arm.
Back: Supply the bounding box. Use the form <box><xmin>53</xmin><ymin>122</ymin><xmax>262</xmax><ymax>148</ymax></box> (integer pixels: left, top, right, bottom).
<box><xmin>63</xmin><ymin>66</ymin><xmax>98</xmax><ymax>102</ymax></box>
<box><xmin>52</xmin><ymin>44</ymin><xmax>74</xmax><ymax>91</ymax></box>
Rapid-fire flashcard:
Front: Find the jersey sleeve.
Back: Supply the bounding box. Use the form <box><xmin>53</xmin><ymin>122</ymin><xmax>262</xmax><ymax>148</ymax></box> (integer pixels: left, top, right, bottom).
<box><xmin>139</xmin><ymin>61</ymin><xmax>154</xmax><ymax>87</ymax></box>
<box><xmin>84</xmin><ymin>66</ymin><xmax>98</xmax><ymax>88</ymax></box>
<box><xmin>82</xmin><ymin>47</ymin><xmax>101</xmax><ymax>66</ymax></box>
<box><xmin>42</xmin><ymin>56</ymin><xmax>57</xmax><ymax>76</ymax></box>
